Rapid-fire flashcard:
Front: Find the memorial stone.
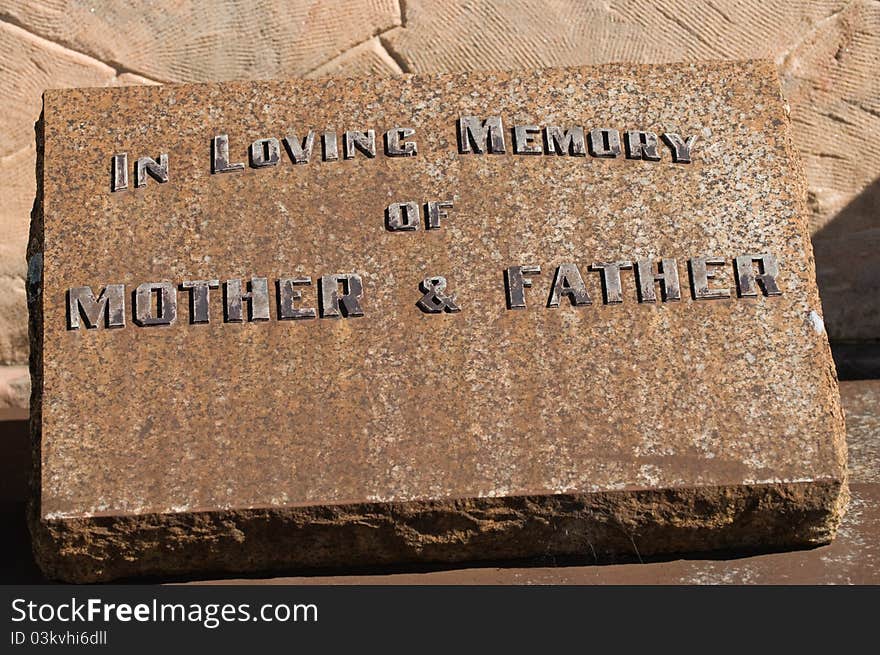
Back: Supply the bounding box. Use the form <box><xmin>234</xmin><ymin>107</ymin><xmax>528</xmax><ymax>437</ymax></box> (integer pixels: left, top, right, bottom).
<box><xmin>28</xmin><ymin>61</ymin><xmax>848</xmax><ymax>582</ymax></box>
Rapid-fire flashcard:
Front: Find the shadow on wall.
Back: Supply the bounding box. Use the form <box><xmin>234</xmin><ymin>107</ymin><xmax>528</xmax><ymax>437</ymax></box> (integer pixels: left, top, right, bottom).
<box><xmin>813</xmin><ymin>176</ymin><xmax>880</xmax><ymax>379</ymax></box>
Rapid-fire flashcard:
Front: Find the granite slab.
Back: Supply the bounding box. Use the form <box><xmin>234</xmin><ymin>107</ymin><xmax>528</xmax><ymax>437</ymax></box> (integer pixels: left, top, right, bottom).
<box><xmin>28</xmin><ymin>61</ymin><xmax>847</xmax><ymax>582</ymax></box>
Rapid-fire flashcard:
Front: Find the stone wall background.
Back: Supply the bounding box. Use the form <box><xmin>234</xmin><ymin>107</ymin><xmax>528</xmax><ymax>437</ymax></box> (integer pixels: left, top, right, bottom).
<box><xmin>1</xmin><ymin>0</ymin><xmax>878</xmax><ymax>407</ymax></box>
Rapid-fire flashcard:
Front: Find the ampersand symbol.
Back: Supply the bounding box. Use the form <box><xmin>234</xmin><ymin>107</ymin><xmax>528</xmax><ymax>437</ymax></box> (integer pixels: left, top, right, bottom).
<box><xmin>416</xmin><ymin>276</ymin><xmax>461</xmax><ymax>313</ymax></box>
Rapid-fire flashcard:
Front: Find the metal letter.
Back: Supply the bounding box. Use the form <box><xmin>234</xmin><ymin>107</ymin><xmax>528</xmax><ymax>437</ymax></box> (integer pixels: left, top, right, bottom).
<box><xmin>68</xmin><ymin>285</ymin><xmax>125</xmax><ymax>329</ymax></box>
<box><xmin>282</xmin><ymin>132</ymin><xmax>316</xmax><ymax>164</ymax></box>
<box><xmin>548</xmin><ymin>264</ymin><xmax>592</xmax><ymax>307</ymax></box>
<box><xmin>635</xmin><ymin>258</ymin><xmax>681</xmax><ymax>302</ymax></box>
<box><xmin>211</xmin><ymin>134</ymin><xmax>245</xmax><ymax>173</ymax></box>
<box><xmin>322</xmin><ymin>132</ymin><xmax>339</xmax><ymax>162</ymax></box>
<box><xmin>417</xmin><ymin>276</ymin><xmax>461</xmax><ymax>313</ymax></box>
<box><xmin>588</xmin><ymin>129</ymin><xmax>621</xmax><ymax>158</ymax></box>
<box><xmin>386</xmin><ymin>202</ymin><xmax>420</xmax><ymax>231</ymax></box>
<box><xmin>590</xmin><ymin>261</ymin><xmax>633</xmax><ymax>304</ymax></box>
<box><xmin>319</xmin><ymin>274</ymin><xmax>364</xmax><ymax>318</ymax></box>
<box><xmin>457</xmin><ymin>116</ymin><xmax>506</xmax><ymax>154</ymax></box>
<box><xmin>661</xmin><ymin>133</ymin><xmax>698</xmax><ymax>163</ymax></box>
<box><xmin>425</xmin><ymin>200</ymin><xmax>454</xmax><ymax>229</ymax></box>
<box><xmin>180</xmin><ymin>280</ymin><xmax>220</xmax><ymax>324</ymax></box>
<box><xmin>135</xmin><ymin>154</ymin><xmax>169</xmax><ymax>187</ymax></box>
<box><xmin>134</xmin><ymin>282</ymin><xmax>177</xmax><ymax>326</ymax></box>
<box><xmin>505</xmin><ymin>265</ymin><xmax>541</xmax><ymax>309</ymax></box>
<box><xmin>249</xmin><ymin>138</ymin><xmax>281</xmax><ymax>168</ymax></box>
<box><xmin>384</xmin><ymin>127</ymin><xmax>418</xmax><ymax>157</ymax></box>
<box><xmin>277</xmin><ymin>277</ymin><xmax>316</xmax><ymax>320</ymax></box>
<box><xmin>624</xmin><ymin>131</ymin><xmax>661</xmax><ymax>161</ymax></box>
<box><xmin>343</xmin><ymin>130</ymin><xmax>376</xmax><ymax>159</ymax></box>
<box><xmin>690</xmin><ymin>257</ymin><xmax>730</xmax><ymax>300</ymax></box>
<box><xmin>111</xmin><ymin>153</ymin><xmax>128</xmax><ymax>192</ymax></box>
<box><xmin>734</xmin><ymin>253</ymin><xmax>783</xmax><ymax>297</ymax></box>
<box><xmin>513</xmin><ymin>125</ymin><xmax>543</xmax><ymax>154</ymax></box>
<box><xmin>545</xmin><ymin>126</ymin><xmax>586</xmax><ymax>156</ymax></box>
<box><xmin>224</xmin><ymin>278</ymin><xmax>270</xmax><ymax>322</ymax></box>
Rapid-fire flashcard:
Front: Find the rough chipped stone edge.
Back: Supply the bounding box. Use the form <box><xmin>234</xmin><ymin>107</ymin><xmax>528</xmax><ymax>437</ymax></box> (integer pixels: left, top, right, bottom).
<box><xmin>28</xmin><ymin>480</ymin><xmax>844</xmax><ymax>583</ymax></box>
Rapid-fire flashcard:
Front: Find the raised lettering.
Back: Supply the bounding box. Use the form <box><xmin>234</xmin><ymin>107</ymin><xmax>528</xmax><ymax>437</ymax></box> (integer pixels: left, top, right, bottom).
<box><xmin>545</xmin><ymin>126</ymin><xmax>586</xmax><ymax>156</ymax></box>
<box><xmin>224</xmin><ymin>278</ymin><xmax>270</xmax><ymax>322</ymax></box>
<box><xmin>425</xmin><ymin>200</ymin><xmax>453</xmax><ymax>229</ymax></box>
<box><xmin>624</xmin><ymin>131</ymin><xmax>661</xmax><ymax>161</ymax></box>
<box><xmin>588</xmin><ymin>129</ymin><xmax>621</xmax><ymax>158</ymax></box>
<box><xmin>384</xmin><ymin>127</ymin><xmax>418</xmax><ymax>157</ymax></box>
<box><xmin>282</xmin><ymin>132</ymin><xmax>316</xmax><ymax>164</ymax></box>
<box><xmin>249</xmin><ymin>138</ymin><xmax>281</xmax><ymax>168</ymax></box>
<box><xmin>458</xmin><ymin>116</ymin><xmax>506</xmax><ymax>154</ymax></box>
<box><xmin>690</xmin><ymin>257</ymin><xmax>730</xmax><ymax>300</ymax></box>
<box><xmin>134</xmin><ymin>282</ymin><xmax>177</xmax><ymax>326</ymax></box>
<box><xmin>135</xmin><ymin>154</ymin><xmax>168</xmax><ymax>187</ymax></box>
<box><xmin>68</xmin><ymin>285</ymin><xmax>125</xmax><ymax>329</ymax></box>
<box><xmin>343</xmin><ymin>130</ymin><xmax>376</xmax><ymax>159</ymax></box>
<box><xmin>277</xmin><ymin>278</ymin><xmax>316</xmax><ymax>320</ymax></box>
<box><xmin>513</xmin><ymin>125</ymin><xmax>543</xmax><ymax>154</ymax></box>
<box><xmin>322</xmin><ymin>132</ymin><xmax>339</xmax><ymax>162</ymax></box>
<box><xmin>548</xmin><ymin>264</ymin><xmax>591</xmax><ymax>307</ymax></box>
<box><xmin>635</xmin><ymin>258</ymin><xmax>681</xmax><ymax>302</ymax></box>
<box><xmin>590</xmin><ymin>261</ymin><xmax>633</xmax><ymax>304</ymax></box>
<box><xmin>319</xmin><ymin>274</ymin><xmax>364</xmax><ymax>318</ymax></box>
<box><xmin>180</xmin><ymin>280</ymin><xmax>220</xmax><ymax>324</ymax></box>
<box><xmin>211</xmin><ymin>134</ymin><xmax>244</xmax><ymax>173</ymax></box>
<box><xmin>111</xmin><ymin>153</ymin><xmax>128</xmax><ymax>192</ymax></box>
<box><xmin>386</xmin><ymin>202</ymin><xmax>420</xmax><ymax>231</ymax></box>
<box><xmin>505</xmin><ymin>265</ymin><xmax>541</xmax><ymax>309</ymax></box>
<box><xmin>734</xmin><ymin>253</ymin><xmax>782</xmax><ymax>297</ymax></box>
<box><xmin>662</xmin><ymin>133</ymin><xmax>698</xmax><ymax>163</ymax></box>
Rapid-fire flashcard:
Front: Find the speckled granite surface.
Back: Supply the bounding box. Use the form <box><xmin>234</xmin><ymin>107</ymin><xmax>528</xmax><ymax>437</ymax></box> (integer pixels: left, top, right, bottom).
<box><xmin>28</xmin><ymin>61</ymin><xmax>847</xmax><ymax>582</ymax></box>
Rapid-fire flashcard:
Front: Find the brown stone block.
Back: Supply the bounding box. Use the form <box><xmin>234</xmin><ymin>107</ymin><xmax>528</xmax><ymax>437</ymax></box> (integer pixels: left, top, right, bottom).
<box><xmin>29</xmin><ymin>61</ymin><xmax>846</xmax><ymax>582</ymax></box>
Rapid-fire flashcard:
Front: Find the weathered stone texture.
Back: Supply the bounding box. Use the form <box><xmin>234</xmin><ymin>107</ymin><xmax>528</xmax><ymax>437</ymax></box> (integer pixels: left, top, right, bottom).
<box><xmin>31</xmin><ymin>62</ymin><xmax>846</xmax><ymax>581</ymax></box>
